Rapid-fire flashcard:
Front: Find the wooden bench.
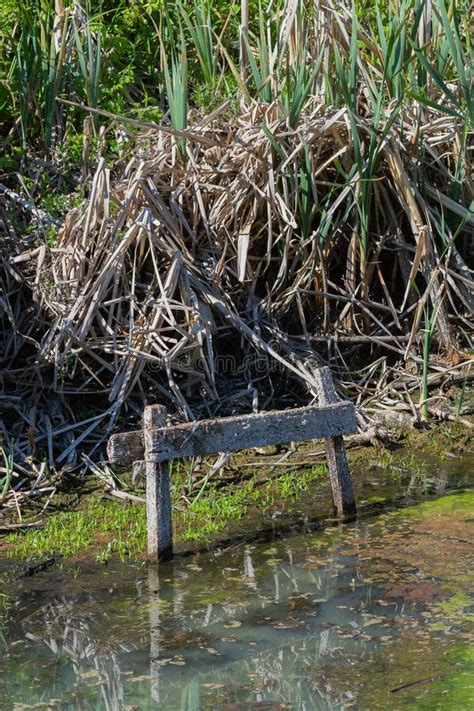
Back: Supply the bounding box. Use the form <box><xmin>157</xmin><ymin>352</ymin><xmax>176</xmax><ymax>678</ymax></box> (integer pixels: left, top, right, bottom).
<box><xmin>107</xmin><ymin>367</ymin><xmax>357</xmax><ymax>562</ymax></box>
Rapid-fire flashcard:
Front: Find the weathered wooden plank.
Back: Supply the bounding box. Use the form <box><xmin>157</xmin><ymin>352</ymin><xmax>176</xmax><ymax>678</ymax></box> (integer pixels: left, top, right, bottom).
<box><xmin>108</xmin><ymin>401</ymin><xmax>356</xmax><ymax>465</ymax></box>
<box><xmin>148</xmin><ymin>402</ymin><xmax>355</xmax><ymax>463</ymax></box>
<box><xmin>144</xmin><ymin>405</ymin><xmax>173</xmax><ymax>562</ymax></box>
<box><xmin>108</xmin><ymin>366</ymin><xmax>357</xmax><ymax>567</ymax></box>
<box><xmin>108</xmin><ymin>430</ymin><xmax>144</xmax><ymax>465</ymax></box>
<box><xmin>314</xmin><ymin>368</ymin><xmax>356</xmax><ymax>516</ymax></box>
<box><xmin>132</xmin><ymin>459</ymin><xmax>146</xmax><ymax>484</ymax></box>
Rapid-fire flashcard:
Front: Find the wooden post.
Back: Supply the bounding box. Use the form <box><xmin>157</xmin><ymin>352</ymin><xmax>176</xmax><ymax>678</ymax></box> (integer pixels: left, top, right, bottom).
<box><xmin>314</xmin><ymin>368</ymin><xmax>356</xmax><ymax>517</ymax></box>
<box><xmin>144</xmin><ymin>405</ymin><xmax>173</xmax><ymax>561</ymax></box>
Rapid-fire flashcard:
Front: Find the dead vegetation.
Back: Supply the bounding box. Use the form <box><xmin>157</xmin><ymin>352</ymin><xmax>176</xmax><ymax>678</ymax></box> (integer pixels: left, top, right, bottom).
<box><xmin>0</xmin><ymin>1</ymin><xmax>473</xmax><ymax>515</ymax></box>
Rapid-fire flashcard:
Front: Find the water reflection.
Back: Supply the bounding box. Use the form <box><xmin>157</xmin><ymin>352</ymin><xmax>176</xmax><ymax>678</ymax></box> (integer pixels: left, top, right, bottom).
<box><xmin>146</xmin><ymin>540</ymin><xmax>376</xmax><ymax>710</ymax></box>
<box><xmin>149</xmin><ymin>567</ymin><xmax>161</xmax><ymax>705</ymax></box>
<box><xmin>21</xmin><ymin>596</ymin><xmax>127</xmax><ymax>710</ymax></box>
<box><xmin>2</xmin><ymin>535</ymin><xmax>385</xmax><ymax>709</ymax></box>
<box><xmin>2</xmin><ymin>490</ymin><xmax>473</xmax><ymax>709</ymax></box>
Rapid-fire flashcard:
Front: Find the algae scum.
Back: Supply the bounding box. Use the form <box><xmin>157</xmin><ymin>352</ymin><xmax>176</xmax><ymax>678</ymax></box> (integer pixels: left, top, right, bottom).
<box><xmin>1</xmin><ymin>490</ymin><xmax>473</xmax><ymax>710</ymax></box>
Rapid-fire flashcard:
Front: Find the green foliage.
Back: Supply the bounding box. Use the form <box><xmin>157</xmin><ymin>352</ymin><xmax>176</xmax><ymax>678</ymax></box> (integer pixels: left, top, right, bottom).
<box><xmin>73</xmin><ymin>10</ymin><xmax>102</xmax><ymax>110</ymax></box>
<box><xmin>0</xmin><ymin>448</ymin><xmax>14</xmax><ymax>500</ymax></box>
<box><xmin>7</xmin><ymin>497</ymin><xmax>147</xmax><ymax>561</ymax></box>
<box><xmin>409</xmin><ymin>0</ymin><xmax>473</xmax><ymax>126</ymax></box>
<box><xmin>40</xmin><ymin>188</ymin><xmax>83</xmax><ymax>219</ymax></box>
<box><xmin>6</xmin><ymin>462</ymin><xmax>330</xmax><ymax>560</ymax></box>
<box><xmin>14</xmin><ymin>5</ymin><xmax>65</xmax><ymax>147</ymax></box>
<box><xmin>162</xmin><ymin>33</ymin><xmax>188</xmax><ymax>156</ymax></box>
<box><xmin>179</xmin><ymin>0</ymin><xmax>218</xmax><ymax>87</ymax></box>
<box><xmin>1</xmin><ymin>0</ymin><xmax>472</xmax><ymax>158</ymax></box>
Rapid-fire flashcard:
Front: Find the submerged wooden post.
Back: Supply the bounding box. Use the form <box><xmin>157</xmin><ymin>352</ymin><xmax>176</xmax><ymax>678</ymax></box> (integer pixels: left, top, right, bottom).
<box><xmin>144</xmin><ymin>405</ymin><xmax>173</xmax><ymax>562</ymax></box>
<box><xmin>314</xmin><ymin>368</ymin><xmax>356</xmax><ymax>517</ymax></box>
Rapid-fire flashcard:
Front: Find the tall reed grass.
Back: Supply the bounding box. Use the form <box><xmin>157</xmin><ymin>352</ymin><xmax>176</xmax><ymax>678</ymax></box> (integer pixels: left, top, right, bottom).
<box><xmin>0</xmin><ymin>0</ymin><xmax>472</xmax><ymax>480</ymax></box>
<box><xmin>3</xmin><ymin>2</ymin><xmax>472</xmax><ymax>150</ymax></box>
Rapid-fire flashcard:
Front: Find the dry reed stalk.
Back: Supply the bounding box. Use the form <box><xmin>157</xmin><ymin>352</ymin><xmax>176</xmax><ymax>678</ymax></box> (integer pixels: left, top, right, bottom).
<box><xmin>1</xmin><ymin>91</ymin><xmax>472</xmax><ymax>507</ymax></box>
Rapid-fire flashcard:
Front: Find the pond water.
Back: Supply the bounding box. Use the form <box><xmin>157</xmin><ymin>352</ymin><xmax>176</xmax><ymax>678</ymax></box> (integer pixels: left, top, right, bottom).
<box><xmin>1</xmin><ymin>475</ymin><xmax>473</xmax><ymax>709</ymax></box>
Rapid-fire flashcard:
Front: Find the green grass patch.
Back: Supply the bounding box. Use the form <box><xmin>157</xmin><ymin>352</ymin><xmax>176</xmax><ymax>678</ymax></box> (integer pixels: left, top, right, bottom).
<box><xmin>5</xmin><ymin>464</ymin><xmax>329</xmax><ymax>562</ymax></box>
<box><xmin>178</xmin><ymin>464</ymin><xmax>327</xmax><ymax>542</ymax></box>
<box><xmin>6</xmin><ymin>497</ymin><xmax>147</xmax><ymax>563</ymax></box>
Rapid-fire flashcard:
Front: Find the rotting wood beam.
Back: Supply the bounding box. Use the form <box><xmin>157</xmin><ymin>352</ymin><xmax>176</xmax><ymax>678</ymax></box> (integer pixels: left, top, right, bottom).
<box><xmin>108</xmin><ymin>402</ymin><xmax>356</xmax><ymax>465</ymax></box>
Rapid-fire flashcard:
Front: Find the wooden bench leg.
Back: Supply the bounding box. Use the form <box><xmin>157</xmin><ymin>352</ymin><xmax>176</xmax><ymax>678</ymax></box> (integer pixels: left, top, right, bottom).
<box><xmin>314</xmin><ymin>367</ymin><xmax>357</xmax><ymax>517</ymax></box>
<box><xmin>324</xmin><ymin>435</ymin><xmax>356</xmax><ymax>516</ymax></box>
<box><xmin>144</xmin><ymin>405</ymin><xmax>173</xmax><ymax>562</ymax></box>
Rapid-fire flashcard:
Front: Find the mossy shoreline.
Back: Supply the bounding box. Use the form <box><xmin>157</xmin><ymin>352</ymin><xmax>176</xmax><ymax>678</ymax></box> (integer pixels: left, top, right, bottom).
<box><xmin>1</xmin><ymin>419</ymin><xmax>472</xmax><ymax>568</ymax></box>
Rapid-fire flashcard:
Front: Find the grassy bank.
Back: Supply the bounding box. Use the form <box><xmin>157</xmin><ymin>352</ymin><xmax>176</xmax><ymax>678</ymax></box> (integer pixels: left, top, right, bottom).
<box><xmin>3</xmin><ymin>462</ymin><xmax>329</xmax><ymax>562</ymax></box>
<box><xmin>0</xmin><ymin>0</ymin><xmax>472</xmax><ymax>519</ymax></box>
<box><xmin>2</xmin><ymin>420</ymin><xmax>472</xmax><ymax>564</ymax></box>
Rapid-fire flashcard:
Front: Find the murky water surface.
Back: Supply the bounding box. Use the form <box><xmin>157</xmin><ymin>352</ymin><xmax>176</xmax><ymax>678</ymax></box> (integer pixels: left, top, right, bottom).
<box><xmin>1</xmin><ymin>464</ymin><xmax>473</xmax><ymax>710</ymax></box>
